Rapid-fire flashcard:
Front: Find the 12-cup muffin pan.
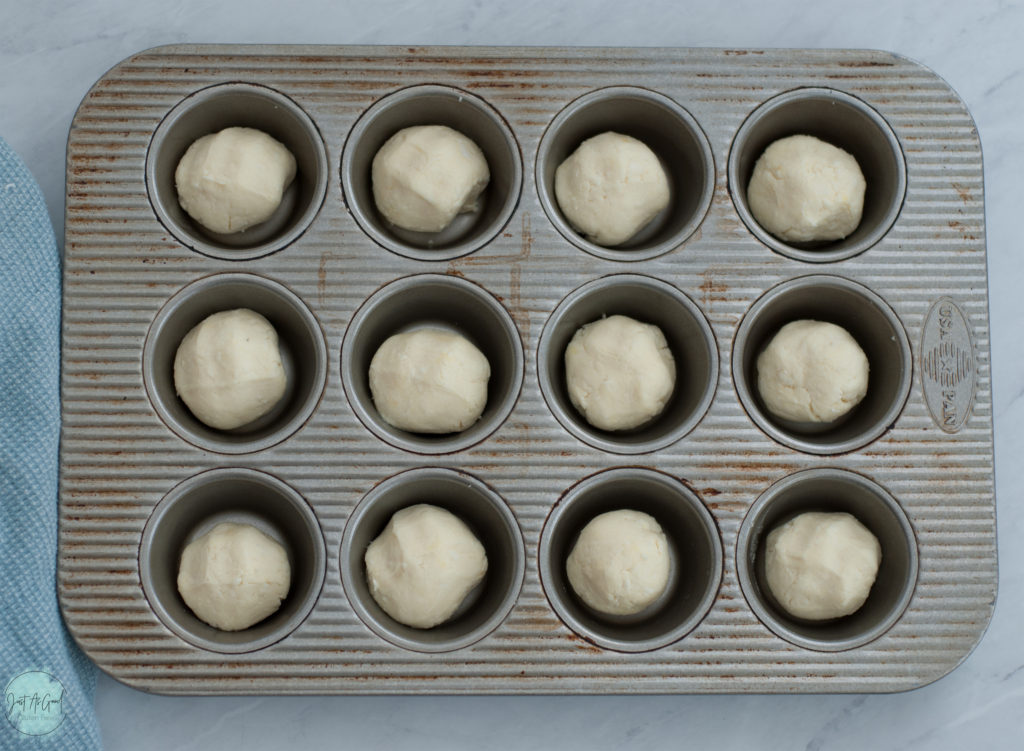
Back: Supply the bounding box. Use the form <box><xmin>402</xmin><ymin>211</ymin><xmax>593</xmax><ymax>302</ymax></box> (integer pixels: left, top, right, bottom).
<box><xmin>59</xmin><ymin>45</ymin><xmax>996</xmax><ymax>694</ymax></box>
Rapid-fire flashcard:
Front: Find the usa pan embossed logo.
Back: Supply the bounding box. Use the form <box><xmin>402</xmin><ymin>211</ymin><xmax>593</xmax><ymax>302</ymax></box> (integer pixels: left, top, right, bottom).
<box><xmin>921</xmin><ymin>297</ymin><xmax>976</xmax><ymax>433</ymax></box>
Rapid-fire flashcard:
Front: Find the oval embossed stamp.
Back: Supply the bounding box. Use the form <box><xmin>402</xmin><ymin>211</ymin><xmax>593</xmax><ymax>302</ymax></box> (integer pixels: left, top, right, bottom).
<box><xmin>921</xmin><ymin>297</ymin><xmax>976</xmax><ymax>433</ymax></box>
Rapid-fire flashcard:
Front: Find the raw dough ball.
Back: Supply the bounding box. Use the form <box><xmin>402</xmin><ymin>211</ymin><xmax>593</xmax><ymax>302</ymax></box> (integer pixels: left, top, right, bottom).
<box><xmin>371</xmin><ymin>125</ymin><xmax>490</xmax><ymax>233</ymax></box>
<box><xmin>175</xmin><ymin>126</ymin><xmax>297</xmax><ymax>234</ymax></box>
<box><xmin>566</xmin><ymin>509</ymin><xmax>671</xmax><ymax>616</ymax></box>
<box><xmin>765</xmin><ymin>511</ymin><xmax>881</xmax><ymax>620</ymax></box>
<box><xmin>177</xmin><ymin>522</ymin><xmax>291</xmax><ymax>631</ymax></box>
<box><xmin>368</xmin><ymin>328</ymin><xmax>490</xmax><ymax>434</ymax></box>
<box><xmin>173</xmin><ymin>308</ymin><xmax>288</xmax><ymax>431</ymax></box>
<box><xmin>364</xmin><ymin>504</ymin><xmax>488</xmax><ymax>629</ymax></box>
<box><xmin>747</xmin><ymin>134</ymin><xmax>866</xmax><ymax>243</ymax></box>
<box><xmin>756</xmin><ymin>319</ymin><xmax>869</xmax><ymax>423</ymax></box>
<box><xmin>554</xmin><ymin>131</ymin><xmax>670</xmax><ymax>247</ymax></box>
<box><xmin>565</xmin><ymin>315</ymin><xmax>676</xmax><ymax>431</ymax></box>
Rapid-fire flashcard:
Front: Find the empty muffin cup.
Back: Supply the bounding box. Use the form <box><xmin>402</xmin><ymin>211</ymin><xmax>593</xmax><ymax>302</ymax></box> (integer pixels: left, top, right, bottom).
<box><xmin>736</xmin><ymin>468</ymin><xmax>918</xmax><ymax>651</ymax></box>
<box><xmin>536</xmin><ymin>86</ymin><xmax>715</xmax><ymax>261</ymax></box>
<box><xmin>340</xmin><ymin>467</ymin><xmax>525</xmax><ymax>652</ymax></box>
<box><xmin>143</xmin><ymin>273</ymin><xmax>328</xmax><ymax>454</ymax></box>
<box><xmin>139</xmin><ymin>468</ymin><xmax>326</xmax><ymax>653</ymax></box>
<box><xmin>537</xmin><ymin>274</ymin><xmax>717</xmax><ymax>454</ymax></box>
<box><xmin>728</xmin><ymin>87</ymin><xmax>906</xmax><ymax>262</ymax></box>
<box><xmin>146</xmin><ymin>82</ymin><xmax>328</xmax><ymax>261</ymax></box>
<box><xmin>732</xmin><ymin>275</ymin><xmax>912</xmax><ymax>455</ymax></box>
<box><xmin>341</xmin><ymin>274</ymin><xmax>524</xmax><ymax>454</ymax></box>
<box><xmin>539</xmin><ymin>468</ymin><xmax>722</xmax><ymax>652</ymax></box>
<box><xmin>341</xmin><ymin>85</ymin><xmax>522</xmax><ymax>261</ymax></box>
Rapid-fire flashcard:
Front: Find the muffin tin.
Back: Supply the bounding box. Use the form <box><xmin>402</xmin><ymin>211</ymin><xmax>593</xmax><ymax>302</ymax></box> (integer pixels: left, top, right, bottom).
<box><xmin>59</xmin><ymin>45</ymin><xmax>996</xmax><ymax>694</ymax></box>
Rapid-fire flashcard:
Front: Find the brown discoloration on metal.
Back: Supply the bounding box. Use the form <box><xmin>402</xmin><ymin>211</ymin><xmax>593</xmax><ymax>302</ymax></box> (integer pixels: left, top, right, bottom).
<box><xmin>59</xmin><ymin>45</ymin><xmax>995</xmax><ymax>696</ymax></box>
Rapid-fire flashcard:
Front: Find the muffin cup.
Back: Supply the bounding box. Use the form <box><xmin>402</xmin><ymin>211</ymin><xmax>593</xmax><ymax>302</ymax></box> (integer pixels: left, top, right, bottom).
<box><xmin>139</xmin><ymin>468</ymin><xmax>326</xmax><ymax>654</ymax></box>
<box><xmin>535</xmin><ymin>86</ymin><xmax>715</xmax><ymax>261</ymax></box>
<box><xmin>341</xmin><ymin>274</ymin><xmax>524</xmax><ymax>454</ymax></box>
<box><xmin>728</xmin><ymin>87</ymin><xmax>906</xmax><ymax>262</ymax></box>
<box><xmin>732</xmin><ymin>275</ymin><xmax>912</xmax><ymax>455</ymax></box>
<box><xmin>146</xmin><ymin>82</ymin><xmax>328</xmax><ymax>261</ymax></box>
<box><xmin>340</xmin><ymin>84</ymin><xmax>522</xmax><ymax>261</ymax></box>
<box><xmin>537</xmin><ymin>275</ymin><xmax>717</xmax><ymax>454</ymax></box>
<box><xmin>143</xmin><ymin>273</ymin><xmax>328</xmax><ymax>454</ymax></box>
<box><xmin>539</xmin><ymin>468</ymin><xmax>722</xmax><ymax>652</ymax></box>
<box><xmin>339</xmin><ymin>467</ymin><xmax>525</xmax><ymax>653</ymax></box>
<box><xmin>736</xmin><ymin>468</ymin><xmax>918</xmax><ymax>651</ymax></box>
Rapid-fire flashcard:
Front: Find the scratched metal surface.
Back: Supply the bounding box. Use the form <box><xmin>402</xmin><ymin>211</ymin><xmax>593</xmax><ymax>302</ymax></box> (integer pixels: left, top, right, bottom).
<box><xmin>58</xmin><ymin>45</ymin><xmax>996</xmax><ymax>694</ymax></box>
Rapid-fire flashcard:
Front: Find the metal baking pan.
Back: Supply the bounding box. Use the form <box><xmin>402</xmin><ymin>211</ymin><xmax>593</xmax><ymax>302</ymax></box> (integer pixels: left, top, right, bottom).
<box><xmin>59</xmin><ymin>44</ymin><xmax>996</xmax><ymax>694</ymax></box>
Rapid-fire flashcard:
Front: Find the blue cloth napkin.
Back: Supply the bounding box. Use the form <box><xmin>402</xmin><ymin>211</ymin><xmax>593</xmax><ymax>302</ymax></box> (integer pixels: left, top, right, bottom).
<box><xmin>0</xmin><ymin>136</ymin><xmax>101</xmax><ymax>749</ymax></box>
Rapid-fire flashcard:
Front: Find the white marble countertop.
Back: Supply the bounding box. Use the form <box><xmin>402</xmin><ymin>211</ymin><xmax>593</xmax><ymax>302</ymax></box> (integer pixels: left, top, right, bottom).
<box><xmin>3</xmin><ymin>1</ymin><xmax>1022</xmax><ymax>748</ymax></box>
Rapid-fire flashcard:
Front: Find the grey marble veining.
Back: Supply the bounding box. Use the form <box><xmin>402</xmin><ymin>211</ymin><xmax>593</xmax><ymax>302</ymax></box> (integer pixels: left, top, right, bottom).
<box><xmin>2</xmin><ymin>0</ymin><xmax>1022</xmax><ymax>748</ymax></box>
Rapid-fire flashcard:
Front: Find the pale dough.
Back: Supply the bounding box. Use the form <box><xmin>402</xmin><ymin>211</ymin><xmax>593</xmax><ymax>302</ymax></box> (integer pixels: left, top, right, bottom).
<box><xmin>371</xmin><ymin>125</ymin><xmax>490</xmax><ymax>233</ymax></box>
<box><xmin>175</xmin><ymin>126</ymin><xmax>297</xmax><ymax>234</ymax></box>
<box><xmin>173</xmin><ymin>308</ymin><xmax>288</xmax><ymax>431</ymax></box>
<box><xmin>747</xmin><ymin>134</ymin><xmax>866</xmax><ymax>243</ymax></box>
<box><xmin>765</xmin><ymin>511</ymin><xmax>881</xmax><ymax>621</ymax></box>
<box><xmin>364</xmin><ymin>504</ymin><xmax>488</xmax><ymax>629</ymax></box>
<box><xmin>368</xmin><ymin>328</ymin><xmax>490</xmax><ymax>434</ymax></box>
<box><xmin>565</xmin><ymin>315</ymin><xmax>676</xmax><ymax>431</ymax></box>
<box><xmin>756</xmin><ymin>319</ymin><xmax>869</xmax><ymax>423</ymax></box>
<box><xmin>566</xmin><ymin>509</ymin><xmax>671</xmax><ymax>616</ymax></box>
<box><xmin>177</xmin><ymin>522</ymin><xmax>291</xmax><ymax>631</ymax></box>
<box><xmin>554</xmin><ymin>131</ymin><xmax>670</xmax><ymax>247</ymax></box>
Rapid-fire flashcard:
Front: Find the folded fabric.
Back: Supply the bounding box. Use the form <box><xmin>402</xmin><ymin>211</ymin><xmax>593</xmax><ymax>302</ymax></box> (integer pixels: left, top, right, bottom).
<box><xmin>0</xmin><ymin>136</ymin><xmax>102</xmax><ymax>749</ymax></box>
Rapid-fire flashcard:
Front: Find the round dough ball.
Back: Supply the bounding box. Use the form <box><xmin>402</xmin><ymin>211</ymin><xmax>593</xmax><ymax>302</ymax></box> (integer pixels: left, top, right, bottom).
<box><xmin>173</xmin><ymin>308</ymin><xmax>288</xmax><ymax>431</ymax></box>
<box><xmin>554</xmin><ymin>131</ymin><xmax>670</xmax><ymax>247</ymax></box>
<box><xmin>747</xmin><ymin>134</ymin><xmax>866</xmax><ymax>243</ymax></box>
<box><xmin>371</xmin><ymin>125</ymin><xmax>490</xmax><ymax>233</ymax></box>
<box><xmin>368</xmin><ymin>328</ymin><xmax>490</xmax><ymax>434</ymax></box>
<box><xmin>175</xmin><ymin>126</ymin><xmax>297</xmax><ymax>234</ymax></box>
<box><xmin>756</xmin><ymin>319</ymin><xmax>869</xmax><ymax>423</ymax></box>
<box><xmin>177</xmin><ymin>522</ymin><xmax>291</xmax><ymax>631</ymax></box>
<box><xmin>565</xmin><ymin>315</ymin><xmax>676</xmax><ymax>431</ymax></box>
<box><xmin>364</xmin><ymin>504</ymin><xmax>488</xmax><ymax>629</ymax></box>
<box><xmin>566</xmin><ymin>509</ymin><xmax>671</xmax><ymax>616</ymax></box>
<box><xmin>765</xmin><ymin>511</ymin><xmax>881</xmax><ymax>621</ymax></box>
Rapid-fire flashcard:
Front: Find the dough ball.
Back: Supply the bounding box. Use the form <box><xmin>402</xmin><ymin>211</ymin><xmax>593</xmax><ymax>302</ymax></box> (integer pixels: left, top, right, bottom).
<box><xmin>747</xmin><ymin>134</ymin><xmax>866</xmax><ymax>243</ymax></box>
<box><xmin>765</xmin><ymin>511</ymin><xmax>881</xmax><ymax>621</ymax></box>
<box><xmin>175</xmin><ymin>126</ymin><xmax>297</xmax><ymax>234</ymax></box>
<box><xmin>364</xmin><ymin>504</ymin><xmax>488</xmax><ymax>629</ymax></box>
<box><xmin>566</xmin><ymin>509</ymin><xmax>671</xmax><ymax>616</ymax></box>
<box><xmin>173</xmin><ymin>308</ymin><xmax>288</xmax><ymax>431</ymax></box>
<box><xmin>554</xmin><ymin>131</ymin><xmax>670</xmax><ymax>247</ymax></box>
<box><xmin>371</xmin><ymin>125</ymin><xmax>490</xmax><ymax>233</ymax></box>
<box><xmin>756</xmin><ymin>319</ymin><xmax>869</xmax><ymax>423</ymax></box>
<box><xmin>369</xmin><ymin>328</ymin><xmax>490</xmax><ymax>434</ymax></box>
<box><xmin>177</xmin><ymin>522</ymin><xmax>291</xmax><ymax>631</ymax></box>
<box><xmin>565</xmin><ymin>314</ymin><xmax>676</xmax><ymax>431</ymax></box>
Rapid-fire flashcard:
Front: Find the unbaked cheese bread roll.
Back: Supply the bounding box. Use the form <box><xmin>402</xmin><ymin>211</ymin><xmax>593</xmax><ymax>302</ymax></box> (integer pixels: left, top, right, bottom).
<box><xmin>177</xmin><ymin>522</ymin><xmax>291</xmax><ymax>631</ymax></box>
<box><xmin>554</xmin><ymin>131</ymin><xmax>670</xmax><ymax>247</ymax></box>
<box><xmin>368</xmin><ymin>328</ymin><xmax>491</xmax><ymax>434</ymax></box>
<box><xmin>765</xmin><ymin>511</ymin><xmax>881</xmax><ymax>621</ymax></box>
<box><xmin>566</xmin><ymin>509</ymin><xmax>671</xmax><ymax>616</ymax></box>
<box><xmin>371</xmin><ymin>125</ymin><xmax>490</xmax><ymax>233</ymax></box>
<box><xmin>747</xmin><ymin>134</ymin><xmax>866</xmax><ymax>244</ymax></box>
<box><xmin>173</xmin><ymin>308</ymin><xmax>288</xmax><ymax>431</ymax></box>
<box><xmin>364</xmin><ymin>504</ymin><xmax>488</xmax><ymax>629</ymax></box>
<box><xmin>175</xmin><ymin>126</ymin><xmax>297</xmax><ymax>234</ymax></box>
<box><xmin>565</xmin><ymin>314</ymin><xmax>675</xmax><ymax>431</ymax></box>
<box><xmin>756</xmin><ymin>319</ymin><xmax>869</xmax><ymax>424</ymax></box>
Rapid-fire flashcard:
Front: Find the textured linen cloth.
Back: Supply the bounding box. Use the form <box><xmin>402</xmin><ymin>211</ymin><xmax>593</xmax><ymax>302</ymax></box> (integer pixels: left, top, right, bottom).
<box><xmin>0</xmin><ymin>136</ymin><xmax>102</xmax><ymax>749</ymax></box>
